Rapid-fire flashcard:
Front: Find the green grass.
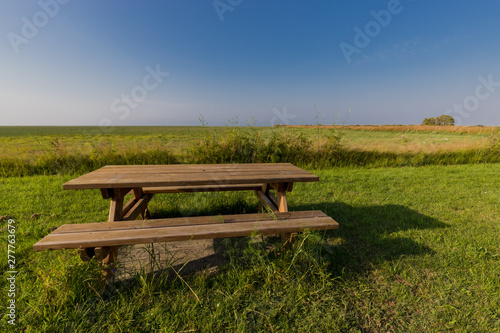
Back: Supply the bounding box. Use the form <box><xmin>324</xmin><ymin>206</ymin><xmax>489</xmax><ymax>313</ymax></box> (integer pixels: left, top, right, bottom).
<box><xmin>1</xmin><ymin>163</ymin><xmax>499</xmax><ymax>331</ymax></box>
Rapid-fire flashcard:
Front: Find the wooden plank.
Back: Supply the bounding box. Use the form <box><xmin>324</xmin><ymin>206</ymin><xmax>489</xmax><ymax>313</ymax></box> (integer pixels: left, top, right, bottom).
<box><xmin>62</xmin><ymin>164</ymin><xmax>319</xmax><ymax>190</ymax></box>
<box><xmin>255</xmin><ymin>190</ymin><xmax>279</xmax><ymax>212</ymax></box>
<box><xmin>73</xmin><ymin>169</ymin><xmax>310</xmax><ymax>179</ymax></box>
<box><xmin>133</xmin><ymin>187</ymin><xmax>144</xmax><ymax>198</ymax></box>
<box><xmin>64</xmin><ymin>164</ymin><xmax>304</xmax><ymax>177</ymax></box>
<box><xmin>276</xmin><ymin>191</ymin><xmax>288</xmax><ymax>212</ymax></box>
<box><xmin>270</xmin><ymin>182</ymin><xmax>293</xmax><ymax>192</ymax></box>
<box><xmin>66</xmin><ymin>168</ymin><xmax>308</xmax><ymax>184</ymax></box>
<box><xmin>121</xmin><ymin>194</ymin><xmax>152</xmax><ymax>221</ymax></box>
<box><xmin>267</xmin><ymin>192</ymin><xmax>279</xmax><ymax>208</ymax></box>
<box><xmin>90</xmin><ymin>163</ymin><xmax>301</xmax><ymax>172</ymax></box>
<box><xmin>121</xmin><ymin>196</ymin><xmax>138</xmax><ymax>217</ymax></box>
<box><xmin>64</xmin><ymin>177</ymin><xmax>316</xmax><ymax>190</ymax></box>
<box><xmin>50</xmin><ymin>211</ymin><xmax>327</xmax><ymax>234</ymax></box>
<box><xmin>33</xmin><ymin>213</ymin><xmax>339</xmax><ymax>251</ymax></box>
<box><xmin>63</xmin><ymin>172</ymin><xmax>318</xmax><ymax>189</ymax></box>
<box><xmin>108</xmin><ymin>196</ymin><xmax>123</xmax><ymax>222</ymax></box>
<box><xmin>108</xmin><ymin>188</ymin><xmax>131</xmax><ymax>222</ymax></box>
<box><xmin>100</xmin><ymin>189</ymin><xmax>112</xmax><ymax>199</ymax></box>
<box><xmin>143</xmin><ymin>184</ymin><xmax>262</xmax><ymax>194</ymax></box>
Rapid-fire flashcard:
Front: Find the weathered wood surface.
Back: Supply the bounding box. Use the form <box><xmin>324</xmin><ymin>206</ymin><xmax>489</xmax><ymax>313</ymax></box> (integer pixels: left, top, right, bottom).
<box><xmin>62</xmin><ymin>163</ymin><xmax>319</xmax><ymax>190</ymax></box>
<box><xmin>33</xmin><ymin>211</ymin><xmax>338</xmax><ymax>251</ymax></box>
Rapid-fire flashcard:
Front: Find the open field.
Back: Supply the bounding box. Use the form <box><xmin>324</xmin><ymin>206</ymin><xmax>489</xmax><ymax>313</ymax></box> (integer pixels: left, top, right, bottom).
<box><xmin>290</xmin><ymin>125</ymin><xmax>499</xmax><ymax>153</ymax></box>
<box><xmin>0</xmin><ymin>125</ymin><xmax>499</xmax><ymax>177</ymax></box>
<box><xmin>1</xmin><ymin>125</ymin><xmax>497</xmax><ymax>155</ymax></box>
<box><xmin>1</xmin><ymin>163</ymin><xmax>499</xmax><ymax>331</ymax></box>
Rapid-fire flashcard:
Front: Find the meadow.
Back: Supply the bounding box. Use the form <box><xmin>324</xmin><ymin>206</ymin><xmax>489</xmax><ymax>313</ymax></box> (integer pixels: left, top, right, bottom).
<box><xmin>0</xmin><ymin>125</ymin><xmax>499</xmax><ymax>176</ymax></box>
<box><xmin>0</xmin><ymin>125</ymin><xmax>499</xmax><ymax>332</ymax></box>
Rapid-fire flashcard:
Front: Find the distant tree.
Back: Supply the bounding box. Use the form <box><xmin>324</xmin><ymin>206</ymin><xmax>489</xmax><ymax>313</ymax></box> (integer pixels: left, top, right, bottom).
<box><xmin>422</xmin><ymin>117</ymin><xmax>437</xmax><ymax>125</ymax></box>
<box><xmin>437</xmin><ymin>114</ymin><xmax>455</xmax><ymax>126</ymax></box>
<box><xmin>422</xmin><ymin>115</ymin><xmax>455</xmax><ymax>126</ymax></box>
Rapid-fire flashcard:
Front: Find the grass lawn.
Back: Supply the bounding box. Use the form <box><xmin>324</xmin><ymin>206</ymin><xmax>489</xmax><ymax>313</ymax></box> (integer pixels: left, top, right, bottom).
<box><xmin>1</xmin><ymin>163</ymin><xmax>499</xmax><ymax>332</ymax></box>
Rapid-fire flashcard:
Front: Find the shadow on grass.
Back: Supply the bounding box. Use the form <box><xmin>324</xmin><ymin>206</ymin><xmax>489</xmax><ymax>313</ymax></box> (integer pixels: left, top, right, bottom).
<box><xmin>150</xmin><ymin>193</ymin><xmax>258</xmax><ymax>219</ymax></box>
<box><xmin>293</xmin><ymin>201</ymin><xmax>449</xmax><ymax>277</ymax></box>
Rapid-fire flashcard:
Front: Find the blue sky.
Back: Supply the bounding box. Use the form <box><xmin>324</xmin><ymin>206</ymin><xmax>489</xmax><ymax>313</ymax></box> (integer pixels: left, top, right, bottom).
<box><xmin>1</xmin><ymin>0</ymin><xmax>499</xmax><ymax>126</ymax></box>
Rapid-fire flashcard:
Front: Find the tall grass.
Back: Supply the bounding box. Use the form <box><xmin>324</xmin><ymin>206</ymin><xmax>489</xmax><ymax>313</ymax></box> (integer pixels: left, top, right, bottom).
<box><xmin>190</xmin><ymin>126</ymin><xmax>341</xmax><ymax>166</ymax></box>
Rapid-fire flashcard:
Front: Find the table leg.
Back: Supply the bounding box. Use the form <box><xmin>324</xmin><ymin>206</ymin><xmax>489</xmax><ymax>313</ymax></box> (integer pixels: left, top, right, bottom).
<box><xmin>274</xmin><ymin>183</ymin><xmax>298</xmax><ymax>247</ymax></box>
<box><xmin>108</xmin><ymin>189</ymin><xmax>127</xmax><ymax>222</ymax></box>
<box><xmin>276</xmin><ymin>189</ymin><xmax>295</xmax><ymax>246</ymax></box>
<box><xmin>276</xmin><ymin>191</ymin><xmax>288</xmax><ymax>212</ymax></box>
<box><xmin>102</xmin><ymin>188</ymin><xmax>129</xmax><ymax>282</ymax></box>
<box><xmin>102</xmin><ymin>188</ymin><xmax>153</xmax><ymax>282</ymax></box>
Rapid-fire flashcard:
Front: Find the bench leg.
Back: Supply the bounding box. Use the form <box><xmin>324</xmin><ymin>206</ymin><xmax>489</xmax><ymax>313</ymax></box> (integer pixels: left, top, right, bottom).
<box><xmin>98</xmin><ymin>246</ymin><xmax>118</xmax><ymax>284</ymax></box>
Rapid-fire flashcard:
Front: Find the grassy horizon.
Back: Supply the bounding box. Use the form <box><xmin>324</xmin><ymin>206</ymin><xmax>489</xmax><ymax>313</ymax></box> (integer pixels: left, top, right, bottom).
<box><xmin>1</xmin><ymin>125</ymin><xmax>499</xmax><ymax>177</ymax></box>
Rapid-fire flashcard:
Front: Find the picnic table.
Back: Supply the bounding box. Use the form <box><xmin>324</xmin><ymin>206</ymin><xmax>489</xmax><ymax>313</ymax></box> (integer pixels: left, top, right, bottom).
<box><xmin>34</xmin><ymin>163</ymin><xmax>338</xmax><ymax>278</ymax></box>
<box><xmin>61</xmin><ymin>163</ymin><xmax>319</xmax><ymax>220</ymax></box>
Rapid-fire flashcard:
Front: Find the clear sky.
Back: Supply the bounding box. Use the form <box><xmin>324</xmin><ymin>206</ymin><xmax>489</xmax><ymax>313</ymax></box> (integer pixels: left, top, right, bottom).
<box><xmin>1</xmin><ymin>0</ymin><xmax>499</xmax><ymax>127</ymax></box>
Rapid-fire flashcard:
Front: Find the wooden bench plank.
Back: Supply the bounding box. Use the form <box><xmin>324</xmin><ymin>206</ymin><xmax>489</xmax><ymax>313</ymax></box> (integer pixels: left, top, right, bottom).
<box><xmin>33</xmin><ymin>211</ymin><xmax>338</xmax><ymax>251</ymax></box>
<box><xmin>45</xmin><ymin>211</ymin><xmax>328</xmax><ymax>234</ymax></box>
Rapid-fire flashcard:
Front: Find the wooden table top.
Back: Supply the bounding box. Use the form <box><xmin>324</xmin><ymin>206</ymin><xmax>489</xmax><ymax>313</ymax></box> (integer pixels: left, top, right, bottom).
<box><xmin>62</xmin><ymin>163</ymin><xmax>319</xmax><ymax>190</ymax></box>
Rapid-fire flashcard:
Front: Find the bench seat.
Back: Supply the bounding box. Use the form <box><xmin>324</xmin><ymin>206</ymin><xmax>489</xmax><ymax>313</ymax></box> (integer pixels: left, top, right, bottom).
<box><xmin>33</xmin><ymin>211</ymin><xmax>338</xmax><ymax>252</ymax></box>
